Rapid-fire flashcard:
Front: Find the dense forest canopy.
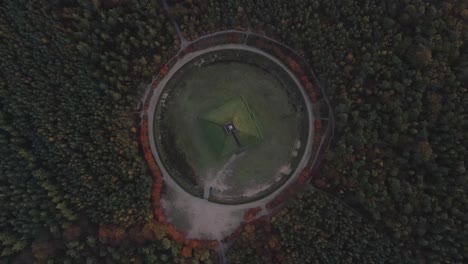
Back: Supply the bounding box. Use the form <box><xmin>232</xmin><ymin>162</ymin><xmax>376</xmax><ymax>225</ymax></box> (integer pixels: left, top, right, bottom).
<box><xmin>1</xmin><ymin>0</ymin><xmax>466</xmax><ymax>263</ymax></box>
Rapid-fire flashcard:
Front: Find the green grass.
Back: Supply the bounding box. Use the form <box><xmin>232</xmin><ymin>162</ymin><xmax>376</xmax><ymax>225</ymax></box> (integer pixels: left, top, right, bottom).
<box><xmin>156</xmin><ymin>55</ymin><xmax>307</xmax><ymax>199</ymax></box>
<box><xmin>200</xmin><ymin>96</ymin><xmax>262</xmax><ymax>158</ymax></box>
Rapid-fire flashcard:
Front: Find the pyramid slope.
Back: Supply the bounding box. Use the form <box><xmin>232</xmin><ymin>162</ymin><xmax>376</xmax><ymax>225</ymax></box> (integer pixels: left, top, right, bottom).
<box><xmin>220</xmin><ymin>136</ymin><xmax>239</xmax><ymax>157</ymax></box>
<box><xmin>200</xmin><ymin>98</ymin><xmax>243</xmax><ymax>125</ymax></box>
<box><xmin>236</xmin><ymin>131</ymin><xmax>261</xmax><ymax>147</ymax></box>
<box><xmin>199</xmin><ymin>119</ymin><xmax>227</xmax><ymax>155</ymax></box>
<box><xmin>232</xmin><ymin>104</ymin><xmax>262</xmax><ymax>139</ymax></box>
<box><xmin>199</xmin><ymin>96</ymin><xmax>262</xmax><ymax>158</ymax></box>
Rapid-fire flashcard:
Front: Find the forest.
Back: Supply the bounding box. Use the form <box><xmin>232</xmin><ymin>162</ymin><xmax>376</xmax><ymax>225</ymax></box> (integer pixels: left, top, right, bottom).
<box><xmin>1</xmin><ymin>0</ymin><xmax>466</xmax><ymax>263</ymax></box>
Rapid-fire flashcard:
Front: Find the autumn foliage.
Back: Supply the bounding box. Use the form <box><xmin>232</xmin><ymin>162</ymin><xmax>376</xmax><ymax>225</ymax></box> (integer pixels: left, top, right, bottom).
<box><xmin>244</xmin><ymin>207</ymin><xmax>262</xmax><ymax>223</ymax></box>
<box><xmin>98</xmin><ymin>225</ymin><xmax>126</xmax><ymax>245</ymax></box>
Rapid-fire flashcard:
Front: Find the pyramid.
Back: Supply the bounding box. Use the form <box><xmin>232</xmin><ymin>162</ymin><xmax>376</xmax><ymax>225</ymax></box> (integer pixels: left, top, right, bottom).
<box><xmin>199</xmin><ymin>96</ymin><xmax>262</xmax><ymax>158</ymax></box>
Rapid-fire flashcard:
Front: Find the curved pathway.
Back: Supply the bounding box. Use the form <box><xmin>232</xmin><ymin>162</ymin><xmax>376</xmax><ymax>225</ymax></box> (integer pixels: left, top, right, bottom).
<box><xmin>144</xmin><ymin>43</ymin><xmax>316</xmax><ymax>240</ymax></box>
<box><xmin>147</xmin><ymin>44</ymin><xmax>315</xmax><ymax>208</ymax></box>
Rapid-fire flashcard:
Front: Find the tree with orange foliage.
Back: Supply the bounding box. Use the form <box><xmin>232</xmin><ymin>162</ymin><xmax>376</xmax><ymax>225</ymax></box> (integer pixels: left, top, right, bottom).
<box><xmin>188</xmin><ymin>239</ymin><xmax>202</xmax><ymax>249</ymax></box>
<box><xmin>166</xmin><ymin>224</ymin><xmax>185</xmax><ymax>244</ymax></box>
<box><xmin>160</xmin><ymin>66</ymin><xmax>169</xmax><ymax>76</ymax></box>
<box><xmin>288</xmin><ymin>58</ymin><xmax>301</xmax><ymax>72</ymax></box>
<box><xmin>181</xmin><ymin>246</ymin><xmax>193</xmax><ymax>258</ymax></box>
<box><xmin>98</xmin><ymin>225</ymin><xmax>126</xmax><ymax>246</ymax></box>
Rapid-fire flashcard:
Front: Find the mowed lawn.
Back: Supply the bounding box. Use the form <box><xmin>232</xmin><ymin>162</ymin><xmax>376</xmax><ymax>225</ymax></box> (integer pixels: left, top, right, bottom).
<box><xmin>159</xmin><ymin>60</ymin><xmax>307</xmax><ymax>198</ymax></box>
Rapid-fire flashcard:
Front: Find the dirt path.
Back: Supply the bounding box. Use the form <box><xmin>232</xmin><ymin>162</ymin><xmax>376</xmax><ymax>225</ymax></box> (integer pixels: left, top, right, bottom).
<box><xmin>161</xmin><ymin>0</ymin><xmax>189</xmax><ymax>49</ymax></box>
